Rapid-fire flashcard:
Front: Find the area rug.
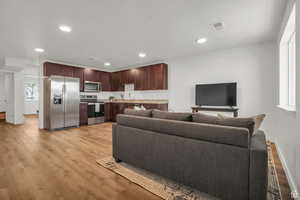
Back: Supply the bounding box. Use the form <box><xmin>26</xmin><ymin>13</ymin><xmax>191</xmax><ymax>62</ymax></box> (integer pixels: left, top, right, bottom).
<box><xmin>96</xmin><ymin>145</ymin><xmax>282</xmax><ymax>200</ymax></box>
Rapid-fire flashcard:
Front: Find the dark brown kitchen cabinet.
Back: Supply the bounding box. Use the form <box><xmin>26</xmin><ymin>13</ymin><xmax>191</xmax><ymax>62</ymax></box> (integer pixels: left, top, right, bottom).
<box><xmin>134</xmin><ymin>67</ymin><xmax>150</xmax><ymax>90</ymax></box>
<box><xmin>119</xmin><ymin>69</ymin><xmax>134</xmax><ymax>85</ymax></box>
<box><xmin>111</xmin><ymin>103</ymin><xmax>119</xmax><ymax>122</ymax></box>
<box><xmin>44</xmin><ymin>62</ymin><xmax>74</xmax><ymax>77</ymax></box>
<box><xmin>99</xmin><ymin>71</ymin><xmax>111</xmax><ymax>91</ymax></box>
<box><xmin>149</xmin><ymin>63</ymin><xmax>168</xmax><ymax>90</ymax></box>
<box><xmin>73</xmin><ymin>67</ymin><xmax>85</xmax><ymax>92</ymax></box>
<box><xmin>126</xmin><ymin>63</ymin><xmax>167</xmax><ymax>91</ymax></box>
<box><xmin>110</xmin><ymin>73</ymin><xmax>118</xmax><ymax>91</ymax></box>
<box><xmin>125</xmin><ymin>69</ymin><xmax>136</xmax><ymax>84</ymax></box>
<box><xmin>44</xmin><ymin>62</ymin><xmax>168</xmax><ymax>93</ymax></box>
<box><xmin>111</xmin><ymin>72</ymin><xmax>124</xmax><ymax>91</ymax></box>
<box><xmin>104</xmin><ymin>103</ymin><xmax>111</xmax><ymax>121</ymax></box>
<box><xmin>84</xmin><ymin>69</ymin><xmax>100</xmax><ymax>82</ymax></box>
<box><xmin>80</xmin><ymin>103</ymin><xmax>88</xmax><ymax>125</ymax></box>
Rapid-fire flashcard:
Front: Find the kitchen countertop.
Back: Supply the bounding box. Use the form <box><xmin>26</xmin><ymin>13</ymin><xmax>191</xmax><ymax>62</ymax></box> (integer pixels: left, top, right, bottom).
<box><xmin>106</xmin><ymin>99</ymin><xmax>168</xmax><ymax>104</ymax></box>
<box><xmin>80</xmin><ymin>101</ymin><xmax>105</xmax><ymax>104</ymax></box>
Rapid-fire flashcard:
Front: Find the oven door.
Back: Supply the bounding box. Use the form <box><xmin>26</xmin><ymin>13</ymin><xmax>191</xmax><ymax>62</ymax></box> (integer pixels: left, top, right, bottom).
<box><xmin>95</xmin><ymin>103</ymin><xmax>105</xmax><ymax>117</ymax></box>
<box><xmin>87</xmin><ymin>103</ymin><xmax>96</xmax><ymax>118</ymax></box>
<box><xmin>84</xmin><ymin>81</ymin><xmax>101</xmax><ymax>92</ymax></box>
<box><xmin>87</xmin><ymin>103</ymin><xmax>105</xmax><ymax>124</ymax></box>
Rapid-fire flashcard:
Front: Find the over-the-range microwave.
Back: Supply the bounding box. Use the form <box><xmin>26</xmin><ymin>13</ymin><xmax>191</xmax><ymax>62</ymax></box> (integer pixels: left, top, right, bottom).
<box><xmin>84</xmin><ymin>81</ymin><xmax>101</xmax><ymax>92</ymax></box>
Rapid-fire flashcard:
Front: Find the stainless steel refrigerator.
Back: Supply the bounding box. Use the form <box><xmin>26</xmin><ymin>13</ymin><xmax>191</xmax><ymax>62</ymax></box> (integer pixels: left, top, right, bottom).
<box><xmin>44</xmin><ymin>76</ymin><xmax>80</xmax><ymax>130</ymax></box>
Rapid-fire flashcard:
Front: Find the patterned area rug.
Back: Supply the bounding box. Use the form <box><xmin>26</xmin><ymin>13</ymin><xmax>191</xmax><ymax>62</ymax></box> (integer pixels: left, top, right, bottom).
<box><xmin>96</xmin><ymin>145</ymin><xmax>281</xmax><ymax>200</ymax></box>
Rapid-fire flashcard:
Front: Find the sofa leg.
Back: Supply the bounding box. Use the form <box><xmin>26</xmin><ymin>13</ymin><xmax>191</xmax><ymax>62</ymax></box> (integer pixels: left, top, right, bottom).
<box><xmin>115</xmin><ymin>158</ymin><xmax>122</xmax><ymax>163</ymax></box>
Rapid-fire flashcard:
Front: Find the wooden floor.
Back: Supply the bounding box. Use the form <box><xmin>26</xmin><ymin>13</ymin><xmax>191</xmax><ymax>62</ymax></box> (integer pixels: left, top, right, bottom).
<box><xmin>0</xmin><ymin>116</ymin><xmax>161</xmax><ymax>200</ymax></box>
<box><xmin>0</xmin><ymin>116</ymin><xmax>292</xmax><ymax>200</ymax></box>
<box><xmin>270</xmin><ymin>143</ymin><xmax>293</xmax><ymax>200</ymax></box>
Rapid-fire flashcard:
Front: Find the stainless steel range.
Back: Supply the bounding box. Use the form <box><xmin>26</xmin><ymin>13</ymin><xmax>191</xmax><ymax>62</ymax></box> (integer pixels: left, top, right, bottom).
<box><xmin>80</xmin><ymin>95</ymin><xmax>105</xmax><ymax>125</ymax></box>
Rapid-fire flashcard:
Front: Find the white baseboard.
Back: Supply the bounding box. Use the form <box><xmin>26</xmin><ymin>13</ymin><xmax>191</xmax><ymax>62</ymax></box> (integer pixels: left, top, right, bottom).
<box><xmin>274</xmin><ymin>142</ymin><xmax>299</xmax><ymax>199</ymax></box>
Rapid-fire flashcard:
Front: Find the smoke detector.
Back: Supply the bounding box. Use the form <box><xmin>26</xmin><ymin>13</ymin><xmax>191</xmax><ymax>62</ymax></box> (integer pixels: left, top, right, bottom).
<box><xmin>212</xmin><ymin>22</ymin><xmax>225</xmax><ymax>31</ymax></box>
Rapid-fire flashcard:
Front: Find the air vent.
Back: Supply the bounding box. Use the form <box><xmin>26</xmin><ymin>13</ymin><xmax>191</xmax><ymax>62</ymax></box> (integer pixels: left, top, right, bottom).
<box><xmin>212</xmin><ymin>22</ymin><xmax>225</xmax><ymax>31</ymax></box>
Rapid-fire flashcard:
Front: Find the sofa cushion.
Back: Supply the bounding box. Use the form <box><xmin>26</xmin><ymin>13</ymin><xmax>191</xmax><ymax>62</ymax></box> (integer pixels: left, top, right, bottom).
<box><xmin>152</xmin><ymin>110</ymin><xmax>192</xmax><ymax>121</ymax></box>
<box><xmin>124</xmin><ymin>109</ymin><xmax>152</xmax><ymax>117</ymax></box>
<box><xmin>218</xmin><ymin>114</ymin><xmax>265</xmax><ymax>135</ymax></box>
<box><xmin>117</xmin><ymin>114</ymin><xmax>250</xmax><ymax>148</ymax></box>
<box><xmin>192</xmin><ymin>112</ymin><xmax>219</xmax><ymax>124</ymax></box>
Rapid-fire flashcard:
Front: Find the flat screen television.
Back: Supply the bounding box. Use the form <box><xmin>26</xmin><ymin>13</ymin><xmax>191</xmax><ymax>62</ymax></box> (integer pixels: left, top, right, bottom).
<box><xmin>195</xmin><ymin>83</ymin><xmax>237</xmax><ymax>106</ymax></box>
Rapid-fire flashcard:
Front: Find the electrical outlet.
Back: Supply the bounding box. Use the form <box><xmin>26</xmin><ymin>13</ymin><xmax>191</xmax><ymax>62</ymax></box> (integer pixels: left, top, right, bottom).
<box><xmin>291</xmin><ymin>191</ymin><xmax>299</xmax><ymax>199</ymax></box>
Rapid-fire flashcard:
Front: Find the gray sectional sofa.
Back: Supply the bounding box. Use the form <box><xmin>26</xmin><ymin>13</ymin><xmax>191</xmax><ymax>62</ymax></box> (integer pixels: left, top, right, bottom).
<box><xmin>112</xmin><ymin>110</ymin><xmax>268</xmax><ymax>200</ymax></box>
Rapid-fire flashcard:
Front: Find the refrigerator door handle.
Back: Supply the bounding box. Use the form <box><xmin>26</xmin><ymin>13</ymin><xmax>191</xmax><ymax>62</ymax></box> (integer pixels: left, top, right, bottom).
<box><xmin>64</xmin><ymin>83</ymin><xmax>66</xmax><ymax>94</ymax></box>
<box><xmin>62</xmin><ymin>83</ymin><xmax>66</xmax><ymax>104</ymax></box>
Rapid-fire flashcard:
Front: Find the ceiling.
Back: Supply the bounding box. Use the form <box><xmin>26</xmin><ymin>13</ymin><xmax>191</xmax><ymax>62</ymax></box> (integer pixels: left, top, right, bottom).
<box><xmin>0</xmin><ymin>0</ymin><xmax>287</xmax><ymax>71</ymax></box>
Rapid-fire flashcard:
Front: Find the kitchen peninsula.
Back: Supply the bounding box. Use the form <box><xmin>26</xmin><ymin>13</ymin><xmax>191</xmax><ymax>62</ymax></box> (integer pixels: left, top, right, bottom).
<box><xmin>104</xmin><ymin>99</ymin><xmax>168</xmax><ymax>122</ymax></box>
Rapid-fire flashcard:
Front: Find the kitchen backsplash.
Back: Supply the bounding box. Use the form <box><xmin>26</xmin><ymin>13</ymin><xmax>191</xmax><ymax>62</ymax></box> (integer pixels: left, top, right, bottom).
<box><xmin>80</xmin><ymin>90</ymin><xmax>169</xmax><ymax>100</ymax></box>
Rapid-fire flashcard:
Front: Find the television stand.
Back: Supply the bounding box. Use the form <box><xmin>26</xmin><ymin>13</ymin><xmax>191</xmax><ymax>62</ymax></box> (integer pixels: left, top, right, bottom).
<box><xmin>191</xmin><ymin>106</ymin><xmax>239</xmax><ymax>117</ymax></box>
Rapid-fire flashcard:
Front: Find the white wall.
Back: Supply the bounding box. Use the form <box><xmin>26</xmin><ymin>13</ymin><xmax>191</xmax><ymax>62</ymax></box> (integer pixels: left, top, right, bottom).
<box><xmin>270</xmin><ymin>0</ymin><xmax>299</xmax><ymax>196</ymax></box>
<box><xmin>4</xmin><ymin>73</ymin><xmax>14</xmax><ymax>123</ymax></box>
<box><xmin>0</xmin><ymin>72</ymin><xmax>6</xmax><ymax>112</ymax></box>
<box><xmin>168</xmin><ymin>42</ymin><xmax>277</xmax><ymax>139</ymax></box>
<box><xmin>5</xmin><ymin>72</ymin><xmax>24</xmax><ymax>124</ymax></box>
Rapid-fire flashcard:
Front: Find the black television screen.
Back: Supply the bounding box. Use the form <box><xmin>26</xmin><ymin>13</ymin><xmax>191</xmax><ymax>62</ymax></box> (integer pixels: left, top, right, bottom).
<box><xmin>195</xmin><ymin>83</ymin><xmax>237</xmax><ymax>106</ymax></box>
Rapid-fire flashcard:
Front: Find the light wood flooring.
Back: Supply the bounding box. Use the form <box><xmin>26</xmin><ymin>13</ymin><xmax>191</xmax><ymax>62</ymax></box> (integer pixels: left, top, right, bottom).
<box><xmin>0</xmin><ymin>116</ymin><xmax>161</xmax><ymax>200</ymax></box>
<box><xmin>0</xmin><ymin>115</ymin><xmax>292</xmax><ymax>200</ymax></box>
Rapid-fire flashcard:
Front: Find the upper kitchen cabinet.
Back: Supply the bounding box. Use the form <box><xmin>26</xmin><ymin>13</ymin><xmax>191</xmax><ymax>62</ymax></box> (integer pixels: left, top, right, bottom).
<box><xmin>73</xmin><ymin>67</ymin><xmax>85</xmax><ymax>92</ymax></box>
<box><xmin>44</xmin><ymin>61</ymin><xmax>168</xmax><ymax>92</ymax></box>
<box><xmin>99</xmin><ymin>71</ymin><xmax>111</xmax><ymax>91</ymax></box>
<box><xmin>110</xmin><ymin>63</ymin><xmax>168</xmax><ymax>91</ymax></box>
<box><xmin>44</xmin><ymin>62</ymin><xmax>74</xmax><ymax>77</ymax></box>
<box><xmin>132</xmin><ymin>63</ymin><xmax>168</xmax><ymax>90</ymax></box>
<box><xmin>111</xmin><ymin>71</ymin><xmax>124</xmax><ymax>91</ymax></box>
<box><xmin>134</xmin><ymin>67</ymin><xmax>150</xmax><ymax>90</ymax></box>
<box><xmin>84</xmin><ymin>69</ymin><xmax>100</xmax><ymax>82</ymax></box>
<box><xmin>125</xmin><ymin>69</ymin><xmax>136</xmax><ymax>84</ymax></box>
<box><xmin>149</xmin><ymin>63</ymin><xmax>168</xmax><ymax>90</ymax></box>
<box><xmin>120</xmin><ymin>69</ymin><xmax>134</xmax><ymax>85</ymax></box>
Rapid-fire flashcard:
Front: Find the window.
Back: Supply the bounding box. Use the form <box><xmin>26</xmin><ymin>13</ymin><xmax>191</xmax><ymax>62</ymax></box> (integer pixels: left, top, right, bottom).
<box><xmin>279</xmin><ymin>4</ymin><xmax>296</xmax><ymax>111</ymax></box>
<box><xmin>24</xmin><ymin>82</ymin><xmax>38</xmax><ymax>101</ymax></box>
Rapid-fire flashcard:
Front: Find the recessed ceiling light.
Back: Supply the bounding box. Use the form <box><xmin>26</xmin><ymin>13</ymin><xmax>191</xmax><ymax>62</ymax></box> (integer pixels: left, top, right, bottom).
<box><xmin>34</xmin><ymin>48</ymin><xmax>44</xmax><ymax>53</ymax></box>
<box><xmin>138</xmin><ymin>52</ymin><xmax>146</xmax><ymax>58</ymax></box>
<box><xmin>196</xmin><ymin>37</ymin><xmax>207</xmax><ymax>44</ymax></box>
<box><xmin>59</xmin><ymin>25</ymin><xmax>72</xmax><ymax>32</ymax></box>
<box><xmin>104</xmin><ymin>62</ymin><xmax>111</xmax><ymax>66</ymax></box>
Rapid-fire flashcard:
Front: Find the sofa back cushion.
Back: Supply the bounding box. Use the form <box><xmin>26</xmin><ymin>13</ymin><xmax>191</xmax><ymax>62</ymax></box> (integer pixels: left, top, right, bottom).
<box><xmin>117</xmin><ymin>114</ymin><xmax>250</xmax><ymax>148</ymax></box>
<box><xmin>152</xmin><ymin>110</ymin><xmax>192</xmax><ymax>121</ymax></box>
<box><xmin>218</xmin><ymin>114</ymin><xmax>265</xmax><ymax>135</ymax></box>
<box><xmin>192</xmin><ymin>112</ymin><xmax>219</xmax><ymax>124</ymax></box>
<box><xmin>124</xmin><ymin>109</ymin><xmax>152</xmax><ymax>117</ymax></box>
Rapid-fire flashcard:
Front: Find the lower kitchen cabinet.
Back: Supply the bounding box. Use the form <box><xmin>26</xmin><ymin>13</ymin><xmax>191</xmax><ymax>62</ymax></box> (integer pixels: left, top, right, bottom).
<box><xmin>105</xmin><ymin>102</ymin><xmax>168</xmax><ymax>122</ymax></box>
<box><xmin>104</xmin><ymin>103</ymin><xmax>112</xmax><ymax>122</ymax></box>
<box><xmin>80</xmin><ymin>103</ymin><xmax>88</xmax><ymax>125</ymax></box>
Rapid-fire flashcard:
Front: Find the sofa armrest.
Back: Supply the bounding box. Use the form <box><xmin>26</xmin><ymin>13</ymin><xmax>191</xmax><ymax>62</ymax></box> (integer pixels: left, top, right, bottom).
<box><xmin>249</xmin><ymin>131</ymin><xmax>268</xmax><ymax>200</ymax></box>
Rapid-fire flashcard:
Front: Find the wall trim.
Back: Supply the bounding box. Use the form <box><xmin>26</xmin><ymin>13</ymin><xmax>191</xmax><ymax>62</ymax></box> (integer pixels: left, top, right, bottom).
<box><xmin>274</xmin><ymin>142</ymin><xmax>299</xmax><ymax>199</ymax></box>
